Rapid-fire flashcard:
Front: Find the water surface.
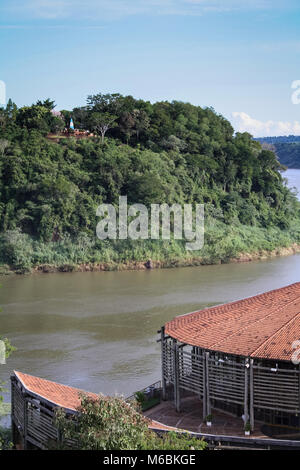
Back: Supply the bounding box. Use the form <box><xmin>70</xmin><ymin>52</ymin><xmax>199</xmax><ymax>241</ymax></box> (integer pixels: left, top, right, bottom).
<box><xmin>0</xmin><ymin>170</ymin><xmax>299</xmax><ymax>402</ymax></box>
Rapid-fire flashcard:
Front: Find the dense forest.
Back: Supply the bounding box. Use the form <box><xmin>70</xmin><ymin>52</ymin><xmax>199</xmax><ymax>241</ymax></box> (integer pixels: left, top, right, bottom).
<box><xmin>256</xmin><ymin>136</ymin><xmax>300</xmax><ymax>168</ymax></box>
<box><xmin>0</xmin><ymin>94</ymin><xmax>299</xmax><ymax>273</ymax></box>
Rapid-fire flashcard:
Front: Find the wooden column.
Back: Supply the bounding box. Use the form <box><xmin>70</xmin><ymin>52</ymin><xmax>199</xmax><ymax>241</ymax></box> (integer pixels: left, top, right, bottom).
<box><xmin>202</xmin><ymin>350</ymin><xmax>207</xmax><ymax>420</ymax></box>
<box><xmin>298</xmin><ymin>365</ymin><xmax>300</xmax><ymax>417</ymax></box>
<box><xmin>244</xmin><ymin>359</ymin><xmax>249</xmax><ymax>426</ymax></box>
<box><xmin>205</xmin><ymin>351</ymin><xmax>211</xmax><ymax>417</ymax></box>
<box><xmin>23</xmin><ymin>395</ymin><xmax>28</xmax><ymax>450</ymax></box>
<box><xmin>160</xmin><ymin>327</ymin><xmax>167</xmax><ymax>401</ymax></box>
<box><xmin>250</xmin><ymin>358</ymin><xmax>254</xmax><ymax>431</ymax></box>
<box><xmin>173</xmin><ymin>341</ymin><xmax>181</xmax><ymax>412</ymax></box>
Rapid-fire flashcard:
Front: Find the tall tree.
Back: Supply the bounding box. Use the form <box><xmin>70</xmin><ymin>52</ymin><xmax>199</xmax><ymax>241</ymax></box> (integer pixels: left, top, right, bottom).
<box><xmin>90</xmin><ymin>111</ymin><xmax>118</xmax><ymax>143</ymax></box>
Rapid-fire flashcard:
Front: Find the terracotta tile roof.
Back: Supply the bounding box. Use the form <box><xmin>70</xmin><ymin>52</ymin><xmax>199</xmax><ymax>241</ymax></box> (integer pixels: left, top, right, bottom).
<box><xmin>13</xmin><ymin>371</ymin><xmax>166</xmax><ymax>432</ymax></box>
<box><xmin>14</xmin><ymin>371</ymin><xmax>98</xmax><ymax>412</ymax></box>
<box><xmin>149</xmin><ymin>420</ymin><xmax>179</xmax><ymax>431</ymax></box>
<box><xmin>165</xmin><ymin>282</ymin><xmax>300</xmax><ymax>361</ymax></box>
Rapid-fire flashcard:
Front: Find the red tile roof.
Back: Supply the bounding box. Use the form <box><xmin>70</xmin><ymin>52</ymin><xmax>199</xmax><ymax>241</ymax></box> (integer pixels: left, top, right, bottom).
<box><xmin>165</xmin><ymin>282</ymin><xmax>300</xmax><ymax>361</ymax></box>
<box><xmin>13</xmin><ymin>371</ymin><xmax>170</xmax><ymax>432</ymax></box>
<box><xmin>149</xmin><ymin>421</ymin><xmax>179</xmax><ymax>431</ymax></box>
<box><xmin>14</xmin><ymin>371</ymin><xmax>98</xmax><ymax>412</ymax></box>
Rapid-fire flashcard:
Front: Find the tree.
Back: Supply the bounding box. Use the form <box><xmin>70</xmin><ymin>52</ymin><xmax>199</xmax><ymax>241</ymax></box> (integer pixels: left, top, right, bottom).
<box><xmin>5</xmin><ymin>99</ymin><xmax>18</xmax><ymax>121</ymax></box>
<box><xmin>87</xmin><ymin>93</ymin><xmax>125</xmax><ymax>142</ymax></box>
<box><xmin>0</xmin><ymin>108</ymin><xmax>6</xmax><ymax>129</ymax></box>
<box><xmin>119</xmin><ymin>111</ymin><xmax>136</xmax><ymax>144</ymax></box>
<box><xmin>90</xmin><ymin>111</ymin><xmax>118</xmax><ymax>143</ymax></box>
<box><xmin>133</xmin><ymin>109</ymin><xmax>150</xmax><ymax>141</ymax></box>
<box><xmin>87</xmin><ymin>93</ymin><xmax>123</xmax><ymax>114</ymax></box>
<box><xmin>16</xmin><ymin>105</ymin><xmax>51</xmax><ymax>134</ymax></box>
<box><xmin>72</xmin><ymin>106</ymin><xmax>89</xmax><ymax>130</ymax></box>
<box><xmin>35</xmin><ymin>98</ymin><xmax>56</xmax><ymax>111</ymax></box>
<box><xmin>55</xmin><ymin>394</ymin><xmax>207</xmax><ymax>450</ymax></box>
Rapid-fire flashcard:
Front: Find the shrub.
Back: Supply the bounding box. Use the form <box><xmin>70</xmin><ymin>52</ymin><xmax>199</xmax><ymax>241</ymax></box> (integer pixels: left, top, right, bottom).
<box><xmin>55</xmin><ymin>394</ymin><xmax>207</xmax><ymax>451</ymax></box>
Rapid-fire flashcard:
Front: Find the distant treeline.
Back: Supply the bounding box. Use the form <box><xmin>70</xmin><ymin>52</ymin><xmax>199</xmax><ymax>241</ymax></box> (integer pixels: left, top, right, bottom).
<box><xmin>256</xmin><ymin>135</ymin><xmax>300</xmax><ymax>144</ymax></box>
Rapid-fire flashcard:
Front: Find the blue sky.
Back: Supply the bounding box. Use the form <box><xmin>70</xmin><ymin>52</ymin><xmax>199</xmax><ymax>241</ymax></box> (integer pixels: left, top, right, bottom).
<box><xmin>1</xmin><ymin>0</ymin><xmax>300</xmax><ymax>136</ymax></box>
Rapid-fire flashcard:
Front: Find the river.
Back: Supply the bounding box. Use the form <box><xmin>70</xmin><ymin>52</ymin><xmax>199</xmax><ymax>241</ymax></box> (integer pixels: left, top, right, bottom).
<box><xmin>0</xmin><ymin>170</ymin><xmax>300</xmax><ymax>405</ymax></box>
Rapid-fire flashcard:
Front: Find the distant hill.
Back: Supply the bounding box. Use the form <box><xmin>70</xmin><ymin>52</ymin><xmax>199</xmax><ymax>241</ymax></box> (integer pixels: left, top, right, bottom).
<box><xmin>256</xmin><ymin>136</ymin><xmax>300</xmax><ymax>144</ymax></box>
<box><xmin>255</xmin><ymin>136</ymin><xmax>300</xmax><ymax>169</ymax></box>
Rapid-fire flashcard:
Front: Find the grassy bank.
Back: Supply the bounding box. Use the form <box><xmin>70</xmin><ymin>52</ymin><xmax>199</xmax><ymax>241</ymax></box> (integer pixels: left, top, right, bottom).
<box><xmin>1</xmin><ymin>218</ymin><xmax>300</xmax><ymax>275</ymax></box>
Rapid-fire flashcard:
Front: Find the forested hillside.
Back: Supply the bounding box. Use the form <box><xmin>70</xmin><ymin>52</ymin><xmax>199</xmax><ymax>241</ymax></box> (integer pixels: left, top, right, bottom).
<box><xmin>0</xmin><ymin>94</ymin><xmax>299</xmax><ymax>273</ymax></box>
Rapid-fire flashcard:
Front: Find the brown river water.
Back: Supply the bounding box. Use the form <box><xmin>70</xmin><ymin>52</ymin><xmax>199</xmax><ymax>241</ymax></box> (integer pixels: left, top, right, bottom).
<box><xmin>0</xmin><ymin>170</ymin><xmax>299</xmax><ymax>406</ymax></box>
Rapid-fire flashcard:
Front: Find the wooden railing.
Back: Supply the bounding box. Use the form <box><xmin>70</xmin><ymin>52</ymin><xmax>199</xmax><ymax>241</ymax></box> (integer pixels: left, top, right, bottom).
<box><xmin>126</xmin><ymin>380</ymin><xmax>162</xmax><ymax>403</ymax></box>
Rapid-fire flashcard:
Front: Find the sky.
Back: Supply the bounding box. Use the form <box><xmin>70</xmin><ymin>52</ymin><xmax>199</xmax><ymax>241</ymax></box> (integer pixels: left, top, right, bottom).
<box><xmin>1</xmin><ymin>0</ymin><xmax>300</xmax><ymax>136</ymax></box>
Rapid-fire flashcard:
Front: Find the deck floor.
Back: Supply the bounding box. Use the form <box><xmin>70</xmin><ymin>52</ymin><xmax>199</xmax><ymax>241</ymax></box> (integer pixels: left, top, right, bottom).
<box><xmin>145</xmin><ymin>395</ymin><xmax>267</xmax><ymax>439</ymax></box>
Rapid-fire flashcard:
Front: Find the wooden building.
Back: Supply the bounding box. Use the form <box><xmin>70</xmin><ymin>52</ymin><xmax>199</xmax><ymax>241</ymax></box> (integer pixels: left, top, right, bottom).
<box><xmin>10</xmin><ymin>372</ymin><xmax>171</xmax><ymax>449</ymax></box>
<box><xmin>160</xmin><ymin>282</ymin><xmax>300</xmax><ymax>430</ymax></box>
<box><xmin>11</xmin><ymin>371</ymin><xmax>98</xmax><ymax>449</ymax></box>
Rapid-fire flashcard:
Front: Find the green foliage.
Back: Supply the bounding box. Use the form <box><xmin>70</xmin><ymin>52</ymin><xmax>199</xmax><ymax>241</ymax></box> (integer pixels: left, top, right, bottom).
<box><xmin>134</xmin><ymin>391</ymin><xmax>160</xmax><ymax>411</ymax></box>
<box><xmin>141</xmin><ymin>397</ymin><xmax>160</xmax><ymax>411</ymax></box>
<box><xmin>0</xmin><ymin>426</ymin><xmax>13</xmax><ymax>450</ymax></box>
<box><xmin>134</xmin><ymin>391</ymin><xmax>146</xmax><ymax>405</ymax></box>
<box><xmin>142</xmin><ymin>431</ymin><xmax>207</xmax><ymax>451</ymax></box>
<box><xmin>55</xmin><ymin>394</ymin><xmax>207</xmax><ymax>450</ymax></box>
<box><xmin>0</xmin><ymin>93</ymin><xmax>299</xmax><ymax>272</ymax></box>
<box><xmin>245</xmin><ymin>421</ymin><xmax>251</xmax><ymax>432</ymax></box>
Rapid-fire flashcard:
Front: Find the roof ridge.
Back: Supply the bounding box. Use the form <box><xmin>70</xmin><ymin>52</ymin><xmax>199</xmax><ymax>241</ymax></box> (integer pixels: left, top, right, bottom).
<box><xmin>14</xmin><ymin>371</ymin><xmax>98</xmax><ymax>402</ymax></box>
<box><xmin>165</xmin><ymin>283</ymin><xmax>300</xmax><ymax>359</ymax></box>
<box><xmin>209</xmin><ymin>291</ymin><xmax>300</xmax><ymax>352</ymax></box>
<box><xmin>172</xmin><ymin>282</ymin><xmax>300</xmax><ymax>330</ymax></box>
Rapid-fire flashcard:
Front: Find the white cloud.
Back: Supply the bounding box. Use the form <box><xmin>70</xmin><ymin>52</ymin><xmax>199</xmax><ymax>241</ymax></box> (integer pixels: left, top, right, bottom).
<box><xmin>2</xmin><ymin>0</ymin><xmax>292</xmax><ymax>21</ymax></box>
<box><xmin>232</xmin><ymin>111</ymin><xmax>300</xmax><ymax>137</ymax></box>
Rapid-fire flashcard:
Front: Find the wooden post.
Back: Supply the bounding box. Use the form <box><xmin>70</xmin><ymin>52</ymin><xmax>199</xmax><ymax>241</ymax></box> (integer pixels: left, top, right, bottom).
<box><xmin>250</xmin><ymin>358</ymin><xmax>254</xmax><ymax>431</ymax></box>
<box><xmin>203</xmin><ymin>350</ymin><xmax>207</xmax><ymax>420</ymax></box>
<box><xmin>23</xmin><ymin>396</ymin><xmax>28</xmax><ymax>450</ymax></box>
<box><xmin>160</xmin><ymin>327</ymin><xmax>167</xmax><ymax>401</ymax></box>
<box><xmin>298</xmin><ymin>365</ymin><xmax>300</xmax><ymax>418</ymax></box>
<box><xmin>244</xmin><ymin>359</ymin><xmax>249</xmax><ymax>427</ymax></box>
<box><xmin>205</xmin><ymin>351</ymin><xmax>211</xmax><ymax>417</ymax></box>
<box><xmin>173</xmin><ymin>342</ymin><xmax>181</xmax><ymax>412</ymax></box>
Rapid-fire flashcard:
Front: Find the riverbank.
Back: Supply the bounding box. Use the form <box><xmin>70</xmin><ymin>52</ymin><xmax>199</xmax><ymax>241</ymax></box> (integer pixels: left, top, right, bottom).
<box><xmin>1</xmin><ymin>239</ymin><xmax>300</xmax><ymax>276</ymax></box>
<box><xmin>32</xmin><ymin>242</ymin><xmax>300</xmax><ymax>272</ymax></box>
<box><xmin>1</xmin><ymin>217</ymin><xmax>300</xmax><ymax>275</ymax></box>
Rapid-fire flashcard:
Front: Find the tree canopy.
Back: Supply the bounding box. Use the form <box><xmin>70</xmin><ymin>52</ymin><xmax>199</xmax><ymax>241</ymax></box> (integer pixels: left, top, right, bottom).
<box><xmin>0</xmin><ymin>93</ymin><xmax>299</xmax><ymax>272</ymax></box>
<box><xmin>55</xmin><ymin>394</ymin><xmax>207</xmax><ymax>450</ymax></box>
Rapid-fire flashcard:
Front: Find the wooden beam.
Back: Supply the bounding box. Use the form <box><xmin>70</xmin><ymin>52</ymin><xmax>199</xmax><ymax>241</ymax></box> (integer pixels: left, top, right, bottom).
<box><xmin>250</xmin><ymin>358</ymin><xmax>254</xmax><ymax>431</ymax></box>
<box><xmin>23</xmin><ymin>396</ymin><xmax>28</xmax><ymax>450</ymax></box>
<box><xmin>244</xmin><ymin>359</ymin><xmax>249</xmax><ymax>426</ymax></box>
<box><xmin>173</xmin><ymin>341</ymin><xmax>181</xmax><ymax>412</ymax></box>
<box><xmin>205</xmin><ymin>351</ymin><xmax>211</xmax><ymax>417</ymax></box>
<box><xmin>203</xmin><ymin>350</ymin><xmax>207</xmax><ymax>420</ymax></box>
<box><xmin>160</xmin><ymin>327</ymin><xmax>167</xmax><ymax>400</ymax></box>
